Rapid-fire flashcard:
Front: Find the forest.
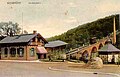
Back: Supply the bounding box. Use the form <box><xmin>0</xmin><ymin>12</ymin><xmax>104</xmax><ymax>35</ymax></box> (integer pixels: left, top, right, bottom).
<box><xmin>47</xmin><ymin>14</ymin><xmax>120</xmax><ymax>49</ymax></box>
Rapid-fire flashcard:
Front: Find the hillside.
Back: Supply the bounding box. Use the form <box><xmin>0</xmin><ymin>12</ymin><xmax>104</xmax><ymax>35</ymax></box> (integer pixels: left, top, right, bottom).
<box><xmin>47</xmin><ymin>14</ymin><xmax>119</xmax><ymax>49</ymax></box>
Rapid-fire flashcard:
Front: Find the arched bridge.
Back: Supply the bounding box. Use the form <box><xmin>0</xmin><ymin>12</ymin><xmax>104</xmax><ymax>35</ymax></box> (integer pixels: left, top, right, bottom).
<box><xmin>66</xmin><ymin>36</ymin><xmax>115</xmax><ymax>60</ymax></box>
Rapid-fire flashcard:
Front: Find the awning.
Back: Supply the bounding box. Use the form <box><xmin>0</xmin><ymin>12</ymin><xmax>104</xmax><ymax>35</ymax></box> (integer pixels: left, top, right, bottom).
<box><xmin>37</xmin><ymin>47</ymin><xmax>48</xmax><ymax>54</ymax></box>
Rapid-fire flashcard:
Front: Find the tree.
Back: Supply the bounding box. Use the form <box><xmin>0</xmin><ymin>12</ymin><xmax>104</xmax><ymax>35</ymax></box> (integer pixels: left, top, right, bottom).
<box><xmin>23</xmin><ymin>30</ymin><xmax>28</xmax><ymax>34</ymax></box>
<box><xmin>0</xmin><ymin>21</ymin><xmax>21</xmax><ymax>36</ymax></box>
<box><xmin>47</xmin><ymin>14</ymin><xmax>119</xmax><ymax>49</ymax></box>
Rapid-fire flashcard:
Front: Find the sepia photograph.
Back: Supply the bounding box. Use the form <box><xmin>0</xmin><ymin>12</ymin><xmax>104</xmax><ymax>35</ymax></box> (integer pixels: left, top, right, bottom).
<box><xmin>0</xmin><ymin>0</ymin><xmax>120</xmax><ymax>77</ymax></box>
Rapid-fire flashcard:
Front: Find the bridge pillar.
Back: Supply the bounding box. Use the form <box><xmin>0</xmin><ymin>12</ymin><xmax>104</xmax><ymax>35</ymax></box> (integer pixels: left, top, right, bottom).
<box><xmin>67</xmin><ymin>55</ymin><xmax>70</xmax><ymax>60</ymax></box>
<box><xmin>90</xmin><ymin>47</ymin><xmax>98</xmax><ymax>59</ymax></box>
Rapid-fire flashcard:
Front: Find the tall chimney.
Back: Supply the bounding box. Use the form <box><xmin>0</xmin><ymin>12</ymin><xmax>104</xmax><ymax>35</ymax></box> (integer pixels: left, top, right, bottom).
<box><xmin>33</xmin><ymin>30</ymin><xmax>37</xmax><ymax>34</ymax></box>
<box><xmin>113</xmin><ymin>16</ymin><xmax>116</xmax><ymax>45</ymax></box>
<box><xmin>119</xmin><ymin>14</ymin><xmax>120</xmax><ymax>30</ymax></box>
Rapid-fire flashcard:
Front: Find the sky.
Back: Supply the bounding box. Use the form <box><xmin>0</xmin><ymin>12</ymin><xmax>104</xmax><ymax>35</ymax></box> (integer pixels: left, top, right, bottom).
<box><xmin>0</xmin><ymin>0</ymin><xmax>120</xmax><ymax>38</ymax></box>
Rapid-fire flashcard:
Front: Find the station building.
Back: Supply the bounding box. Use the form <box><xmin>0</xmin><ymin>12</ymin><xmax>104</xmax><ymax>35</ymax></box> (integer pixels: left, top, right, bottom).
<box><xmin>0</xmin><ymin>31</ymin><xmax>48</xmax><ymax>60</ymax></box>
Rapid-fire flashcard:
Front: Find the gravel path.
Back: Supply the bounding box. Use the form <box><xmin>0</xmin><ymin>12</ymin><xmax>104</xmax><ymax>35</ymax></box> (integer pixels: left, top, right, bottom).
<box><xmin>0</xmin><ymin>61</ymin><xmax>119</xmax><ymax>77</ymax></box>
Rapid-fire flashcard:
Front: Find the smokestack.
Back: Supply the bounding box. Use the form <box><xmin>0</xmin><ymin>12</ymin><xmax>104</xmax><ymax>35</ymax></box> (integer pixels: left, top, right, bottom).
<box><xmin>113</xmin><ymin>16</ymin><xmax>116</xmax><ymax>45</ymax></box>
<box><xmin>119</xmin><ymin>14</ymin><xmax>120</xmax><ymax>30</ymax></box>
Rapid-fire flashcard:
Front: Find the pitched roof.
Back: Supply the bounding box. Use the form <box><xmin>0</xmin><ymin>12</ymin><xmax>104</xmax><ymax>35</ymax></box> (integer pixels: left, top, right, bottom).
<box><xmin>98</xmin><ymin>44</ymin><xmax>120</xmax><ymax>52</ymax></box>
<box><xmin>0</xmin><ymin>34</ymin><xmax>37</xmax><ymax>44</ymax></box>
<box><xmin>0</xmin><ymin>33</ymin><xmax>47</xmax><ymax>44</ymax></box>
<box><xmin>45</xmin><ymin>40</ymin><xmax>68</xmax><ymax>48</ymax></box>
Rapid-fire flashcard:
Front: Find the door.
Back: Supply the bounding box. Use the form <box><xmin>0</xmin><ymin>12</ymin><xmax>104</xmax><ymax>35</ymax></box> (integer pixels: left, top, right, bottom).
<box><xmin>37</xmin><ymin>53</ymin><xmax>46</xmax><ymax>59</ymax></box>
<box><xmin>40</xmin><ymin>54</ymin><xmax>44</xmax><ymax>59</ymax></box>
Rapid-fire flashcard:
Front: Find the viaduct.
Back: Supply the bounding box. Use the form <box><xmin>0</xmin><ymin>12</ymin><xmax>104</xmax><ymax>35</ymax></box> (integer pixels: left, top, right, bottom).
<box><xmin>67</xmin><ymin>17</ymin><xmax>119</xmax><ymax>60</ymax></box>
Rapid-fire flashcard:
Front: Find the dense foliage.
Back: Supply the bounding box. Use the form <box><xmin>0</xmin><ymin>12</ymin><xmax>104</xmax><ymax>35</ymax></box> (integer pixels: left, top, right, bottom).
<box><xmin>48</xmin><ymin>50</ymin><xmax>66</xmax><ymax>61</ymax></box>
<box><xmin>0</xmin><ymin>21</ymin><xmax>21</xmax><ymax>35</ymax></box>
<box><xmin>48</xmin><ymin>14</ymin><xmax>120</xmax><ymax>49</ymax></box>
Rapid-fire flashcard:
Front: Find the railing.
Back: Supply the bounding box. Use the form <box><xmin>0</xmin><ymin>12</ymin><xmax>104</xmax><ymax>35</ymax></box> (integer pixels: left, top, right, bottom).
<box><xmin>66</xmin><ymin>45</ymin><xmax>89</xmax><ymax>55</ymax></box>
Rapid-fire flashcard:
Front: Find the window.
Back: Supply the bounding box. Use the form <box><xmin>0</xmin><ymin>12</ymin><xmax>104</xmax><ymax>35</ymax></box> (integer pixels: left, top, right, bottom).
<box><xmin>30</xmin><ymin>48</ymin><xmax>35</xmax><ymax>57</ymax></box>
<box><xmin>17</xmin><ymin>48</ymin><xmax>24</xmax><ymax>57</ymax></box>
<box><xmin>4</xmin><ymin>48</ymin><xmax>8</xmax><ymax>57</ymax></box>
<box><xmin>40</xmin><ymin>39</ymin><xmax>42</xmax><ymax>42</ymax></box>
<box><xmin>10</xmin><ymin>48</ymin><xmax>16</xmax><ymax>57</ymax></box>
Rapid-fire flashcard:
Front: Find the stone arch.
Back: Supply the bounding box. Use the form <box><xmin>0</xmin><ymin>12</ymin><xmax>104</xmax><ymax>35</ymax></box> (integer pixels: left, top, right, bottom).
<box><xmin>91</xmin><ymin>47</ymin><xmax>97</xmax><ymax>53</ymax></box>
<box><xmin>105</xmin><ymin>41</ymin><xmax>108</xmax><ymax>45</ymax></box>
<box><xmin>82</xmin><ymin>50</ymin><xmax>89</xmax><ymax>55</ymax></box>
<box><xmin>81</xmin><ymin>50</ymin><xmax>89</xmax><ymax>63</ymax></box>
<box><xmin>98</xmin><ymin>43</ymin><xmax>103</xmax><ymax>49</ymax></box>
<box><xmin>104</xmin><ymin>39</ymin><xmax>112</xmax><ymax>45</ymax></box>
<box><xmin>91</xmin><ymin>47</ymin><xmax>98</xmax><ymax>58</ymax></box>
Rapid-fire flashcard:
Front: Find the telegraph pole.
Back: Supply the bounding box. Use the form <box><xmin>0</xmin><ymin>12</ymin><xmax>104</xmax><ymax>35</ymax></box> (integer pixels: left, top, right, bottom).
<box><xmin>22</xmin><ymin>12</ymin><xmax>24</xmax><ymax>34</ymax></box>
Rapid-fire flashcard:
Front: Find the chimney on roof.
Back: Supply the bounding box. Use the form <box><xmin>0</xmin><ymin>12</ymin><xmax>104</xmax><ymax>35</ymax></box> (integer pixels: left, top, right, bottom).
<box><xmin>9</xmin><ymin>28</ymin><xmax>14</xmax><ymax>37</ymax></box>
<box><xmin>33</xmin><ymin>30</ymin><xmax>37</xmax><ymax>34</ymax></box>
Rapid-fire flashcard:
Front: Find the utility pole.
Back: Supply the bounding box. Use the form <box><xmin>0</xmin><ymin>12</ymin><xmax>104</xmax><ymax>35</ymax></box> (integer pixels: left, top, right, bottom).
<box><xmin>22</xmin><ymin>12</ymin><xmax>24</xmax><ymax>34</ymax></box>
